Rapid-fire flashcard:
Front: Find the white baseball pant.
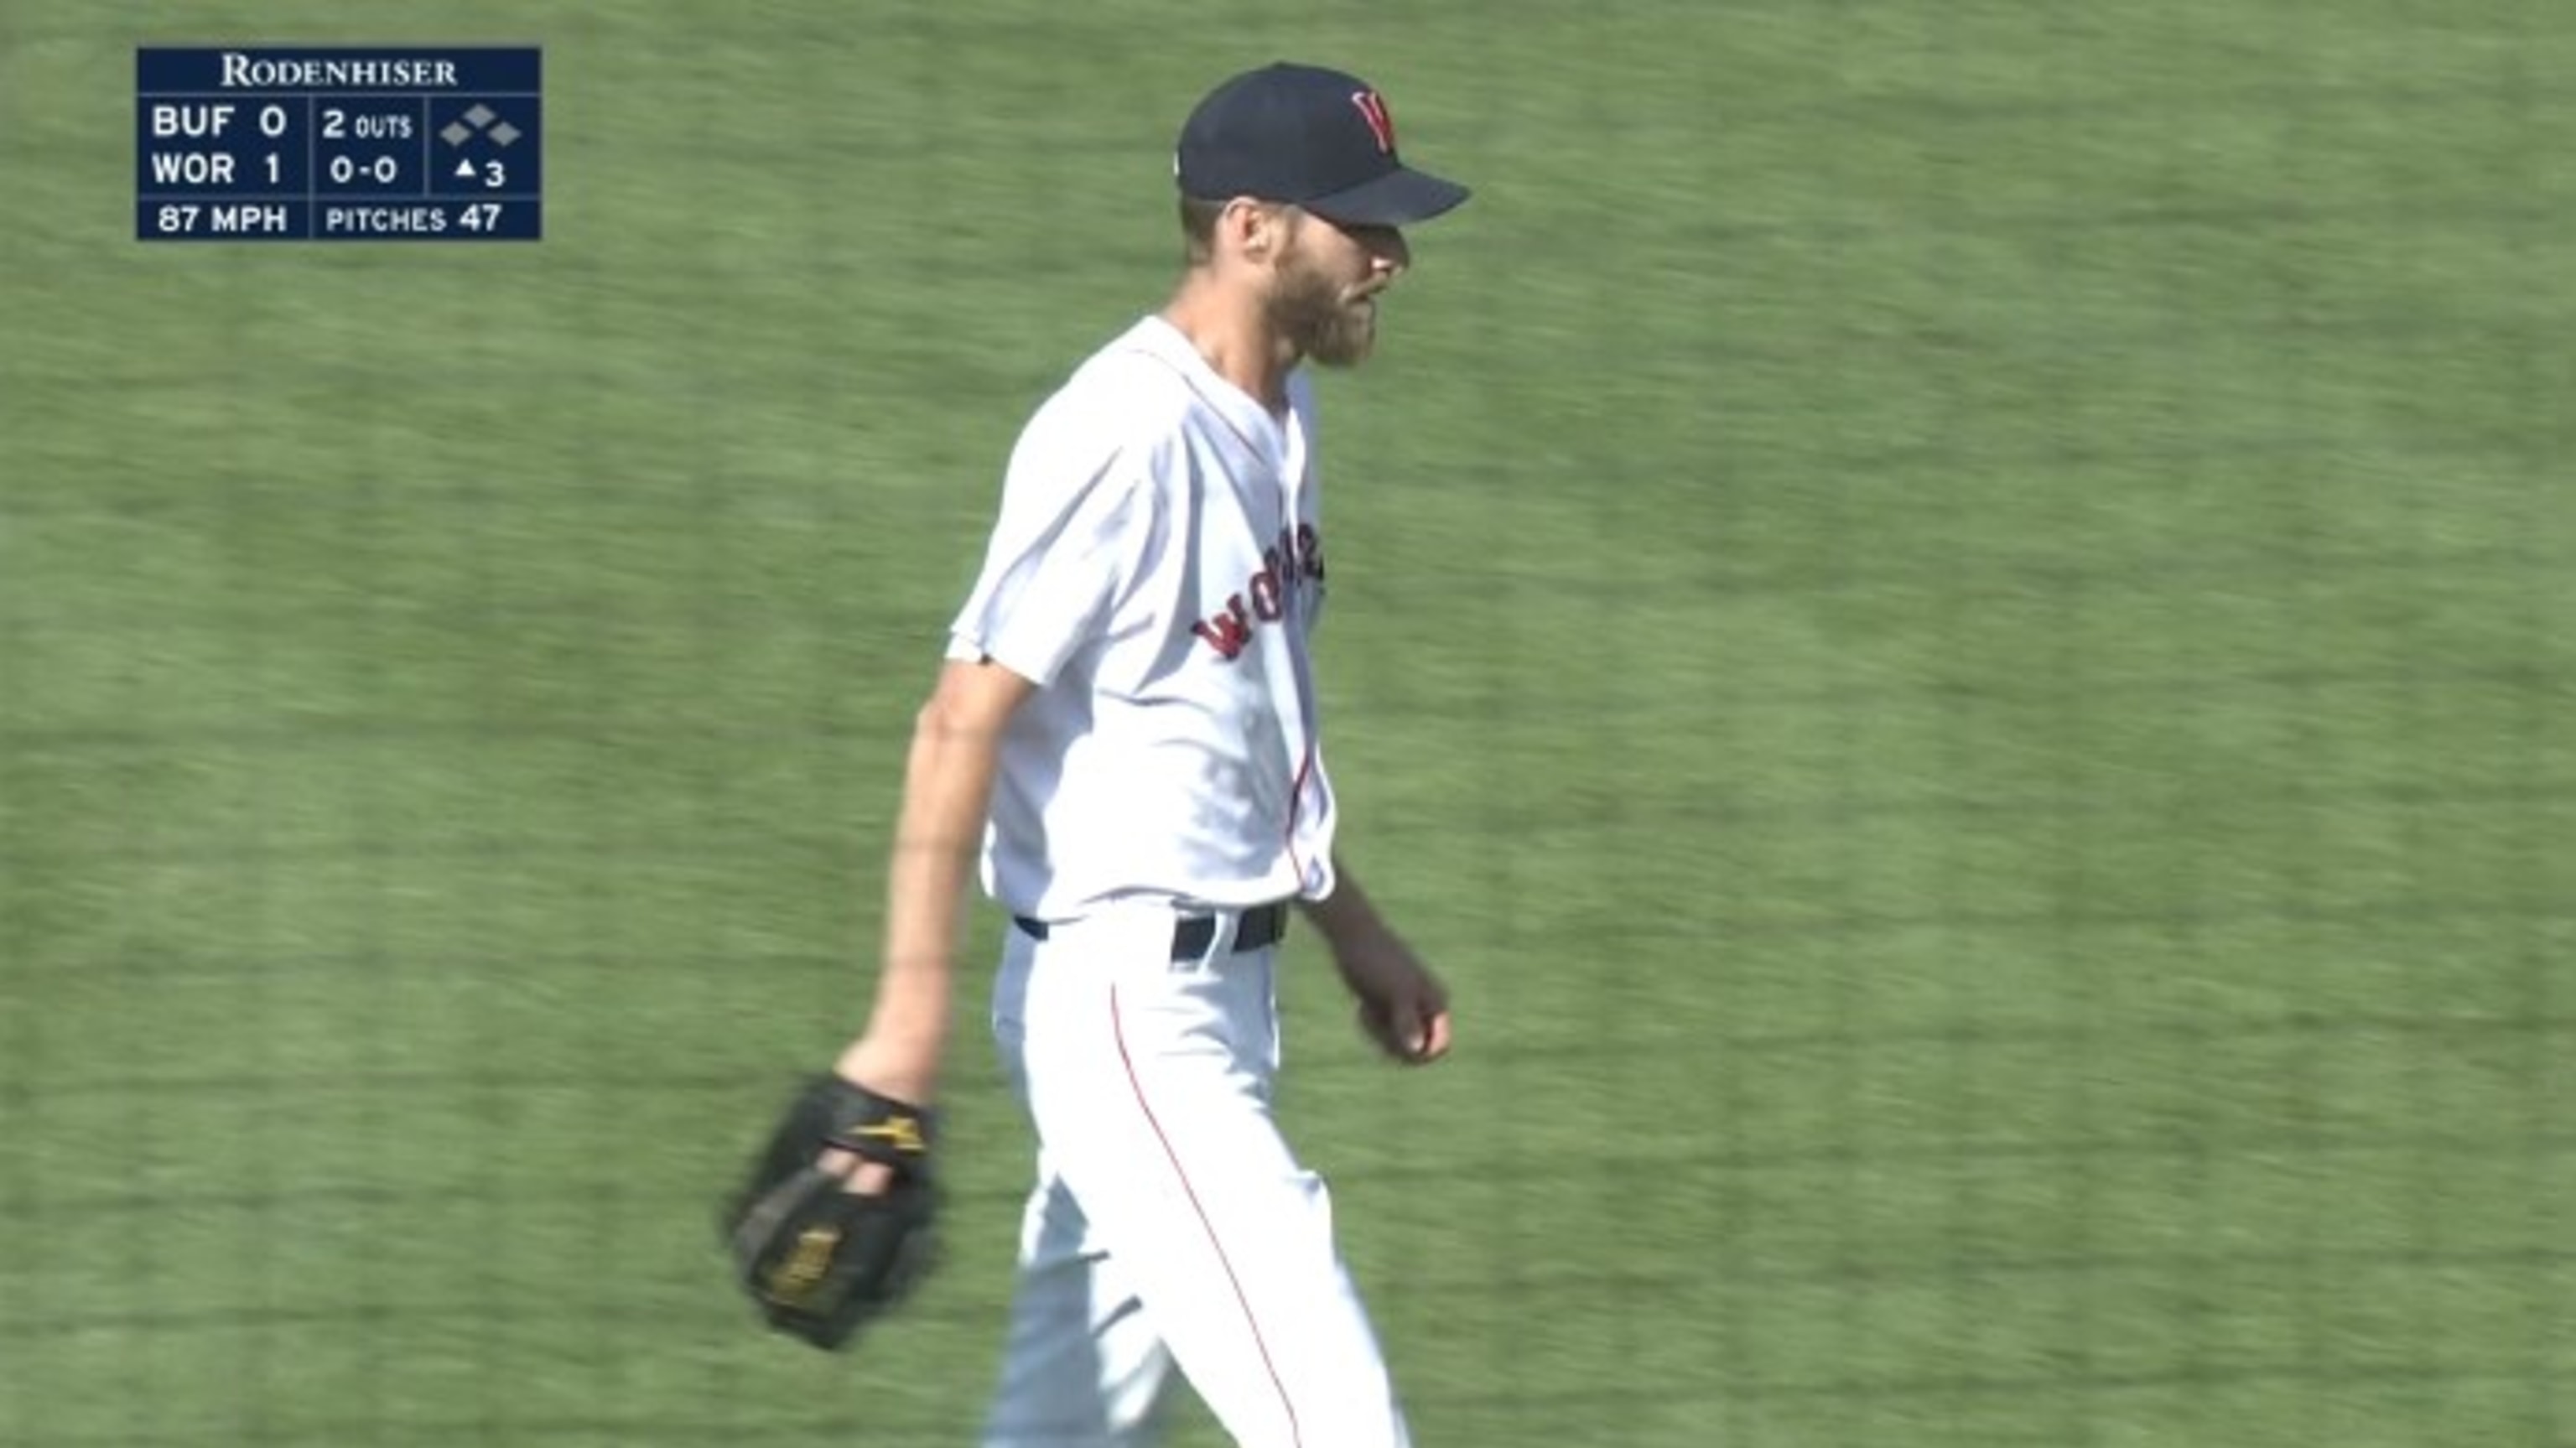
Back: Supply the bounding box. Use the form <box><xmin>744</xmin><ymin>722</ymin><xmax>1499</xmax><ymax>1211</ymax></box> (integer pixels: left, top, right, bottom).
<box><xmin>979</xmin><ymin>903</ymin><xmax>1410</xmax><ymax>1448</ymax></box>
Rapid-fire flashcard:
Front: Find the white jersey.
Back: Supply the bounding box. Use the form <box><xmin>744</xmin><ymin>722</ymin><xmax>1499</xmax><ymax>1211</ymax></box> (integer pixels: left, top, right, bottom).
<box><xmin>948</xmin><ymin>315</ymin><xmax>1337</xmax><ymax>919</ymax></box>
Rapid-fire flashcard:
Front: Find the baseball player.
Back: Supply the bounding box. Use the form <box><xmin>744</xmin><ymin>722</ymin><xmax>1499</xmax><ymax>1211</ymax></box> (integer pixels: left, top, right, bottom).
<box><xmin>828</xmin><ymin>61</ymin><xmax>1472</xmax><ymax>1446</ymax></box>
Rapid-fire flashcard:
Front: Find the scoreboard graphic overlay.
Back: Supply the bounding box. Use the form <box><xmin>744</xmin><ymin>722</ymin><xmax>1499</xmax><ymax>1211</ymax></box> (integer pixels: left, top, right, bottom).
<box><xmin>137</xmin><ymin>47</ymin><xmax>543</xmax><ymax>241</ymax></box>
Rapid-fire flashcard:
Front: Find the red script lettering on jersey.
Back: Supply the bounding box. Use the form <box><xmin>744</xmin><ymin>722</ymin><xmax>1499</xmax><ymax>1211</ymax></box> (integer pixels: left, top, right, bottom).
<box><xmin>1192</xmin><ymin>523</ymin><xmax>1326</xmax><ymax>662</ymax></box>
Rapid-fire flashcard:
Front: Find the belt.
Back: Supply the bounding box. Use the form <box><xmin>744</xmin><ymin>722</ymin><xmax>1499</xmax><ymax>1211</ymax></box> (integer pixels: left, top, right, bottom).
<box><xmin>1012</xmin><ymin>902</ymin><xmax>1288</xmax><ymax>959</ymax></box>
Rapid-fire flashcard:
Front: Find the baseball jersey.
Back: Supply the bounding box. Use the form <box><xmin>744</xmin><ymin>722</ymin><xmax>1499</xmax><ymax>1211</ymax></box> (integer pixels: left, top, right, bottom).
<box><xmin>947</xmin><ymin>315</ymin><xmax>1337</xmax><ymax>920</ymax></box>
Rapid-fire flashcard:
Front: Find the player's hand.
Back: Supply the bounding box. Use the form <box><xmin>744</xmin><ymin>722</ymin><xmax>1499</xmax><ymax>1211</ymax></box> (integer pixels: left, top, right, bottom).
<box><xmin>719</xmin><ymin>1073</ymin><xmax>942</xmax><ymax>1351</ymax></box>
<box><xmin>1330</xmin><ymin>935</ymin><xmax>1452</xmax><ymax>1066</ymax></box>
<box><xmin>827</xmin><ymin>1035</ymin><xmax>941</xmax><ymax>1191</ymax></box>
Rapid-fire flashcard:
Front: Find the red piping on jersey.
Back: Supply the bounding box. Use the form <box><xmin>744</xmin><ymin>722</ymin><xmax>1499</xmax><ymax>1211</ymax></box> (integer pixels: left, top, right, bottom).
<box><xmin>1110</xmin><ymin>983</ymin><xmax>1306</xmax><ymax>1447</ymax></box>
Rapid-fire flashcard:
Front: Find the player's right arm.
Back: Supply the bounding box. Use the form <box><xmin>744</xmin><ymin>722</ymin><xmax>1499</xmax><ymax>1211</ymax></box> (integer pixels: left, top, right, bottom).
<box><xmin>830</xmin><ymin>369</ymin><xmax>1170</xmax><ymax>1107</ymax></box>
<box><xmin>833</xmin><ymin>657</ymin><xmax>1034</xmax><ymax>1106</ymax></box>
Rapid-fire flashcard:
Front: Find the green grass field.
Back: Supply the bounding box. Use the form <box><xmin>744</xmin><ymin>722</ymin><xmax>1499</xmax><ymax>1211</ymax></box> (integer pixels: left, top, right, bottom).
<box><xmin>5</xmin><ymin>2</ymin><xmax>2573</xmax><ymax>1444</ymax></box>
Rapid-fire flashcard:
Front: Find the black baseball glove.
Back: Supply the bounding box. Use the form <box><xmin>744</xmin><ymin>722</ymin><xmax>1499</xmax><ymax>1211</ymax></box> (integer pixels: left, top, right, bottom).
<box><xmin>720</xmin><ymin>1073</ymin><xmax>941</xmax><ymax>1351</ymax></box>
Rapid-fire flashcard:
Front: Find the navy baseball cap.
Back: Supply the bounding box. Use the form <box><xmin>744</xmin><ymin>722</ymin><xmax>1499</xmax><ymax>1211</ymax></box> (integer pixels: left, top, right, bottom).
<box><xmin>1176</xmin><ymin>62</ymin><xmax>1470</xmax><ymax>227</ymax></box>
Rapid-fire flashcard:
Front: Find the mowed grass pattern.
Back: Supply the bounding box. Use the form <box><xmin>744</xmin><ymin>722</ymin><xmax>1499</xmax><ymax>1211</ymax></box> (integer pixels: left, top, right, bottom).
<box><xmin>3</xmin><ymin>3</ymin><xmax>2573</xmax><ymax>1445</ymax></box>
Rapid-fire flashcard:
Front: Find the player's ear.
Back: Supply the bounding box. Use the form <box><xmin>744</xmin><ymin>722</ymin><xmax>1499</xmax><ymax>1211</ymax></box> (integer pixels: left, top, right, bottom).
<box><xmin>1223</xmin><ymin>197</ymin><xmax>1285</xmax><ymax>265</ymax></box>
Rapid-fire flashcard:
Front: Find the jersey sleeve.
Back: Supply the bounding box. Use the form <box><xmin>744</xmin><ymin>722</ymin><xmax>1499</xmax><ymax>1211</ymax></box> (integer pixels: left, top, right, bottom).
<box><xmin>948</xmin><ymin>401</ymin><xmax>1169</xmax><ymax>688</ymax></box>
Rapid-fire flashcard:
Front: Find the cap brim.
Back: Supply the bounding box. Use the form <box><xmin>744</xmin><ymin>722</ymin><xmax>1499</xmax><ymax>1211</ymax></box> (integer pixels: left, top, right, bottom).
<box><xmin>1303</xmin><ymin>165</ymin><xmax>1471</xmax><ymax>226</ymax></box>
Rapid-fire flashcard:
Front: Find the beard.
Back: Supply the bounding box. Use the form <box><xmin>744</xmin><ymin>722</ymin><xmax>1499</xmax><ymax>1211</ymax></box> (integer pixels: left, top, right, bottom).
<box><xmin>1264</xmin><ymin>251</ymin><xmax>1378</xmax><ymax>367</ymax></box>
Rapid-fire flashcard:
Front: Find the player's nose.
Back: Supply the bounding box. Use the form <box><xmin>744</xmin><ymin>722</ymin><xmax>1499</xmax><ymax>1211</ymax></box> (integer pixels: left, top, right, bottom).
<box><xmin>1348</xmin><ymin>222</ymin><xmax>1410</xmax><ymax>275</ymax></box>
<box><xmin>1372</xmin><ymin>226</ymin><xmax>1411</xmax><ymax>273</ymax></box>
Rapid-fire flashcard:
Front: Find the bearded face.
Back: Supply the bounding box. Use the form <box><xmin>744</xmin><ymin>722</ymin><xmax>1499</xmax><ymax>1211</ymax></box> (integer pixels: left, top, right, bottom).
<box><xmin>1262</xmin><ymin>233</ymin><xmax>1381</xmax><ymax>367</ymax></box>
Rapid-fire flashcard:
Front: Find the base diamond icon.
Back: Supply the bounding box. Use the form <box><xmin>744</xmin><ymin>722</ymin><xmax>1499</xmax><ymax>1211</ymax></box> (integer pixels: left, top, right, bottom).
<box><xmin>439</xmin><ymin>122</ymin><xmax>473</xmax><ymax>147</ymax></box>
<box><xmin>488</xmin><ymin>122</ymin><xmax>521</xmax><ymax>147</ymax></box>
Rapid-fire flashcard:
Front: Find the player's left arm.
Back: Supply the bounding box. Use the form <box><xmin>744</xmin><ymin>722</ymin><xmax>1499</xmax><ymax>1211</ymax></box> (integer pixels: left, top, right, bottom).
<box><xmin>1300</xmin><ymin>859</ymin><xmax>1452</xmax><ymax>1065</ymax></box>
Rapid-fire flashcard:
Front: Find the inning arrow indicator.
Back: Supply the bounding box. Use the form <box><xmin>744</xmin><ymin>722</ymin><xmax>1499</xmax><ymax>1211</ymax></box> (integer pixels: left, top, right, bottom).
<box><xmin>454</xmin><ymin>160</ymin><xmax>475</xmax><ymax>179</ymax></box>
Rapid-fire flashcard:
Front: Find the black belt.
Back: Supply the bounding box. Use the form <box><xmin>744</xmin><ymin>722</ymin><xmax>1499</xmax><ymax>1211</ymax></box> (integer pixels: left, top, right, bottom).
<box><xmin>1012</xmin><ymin>903</ymin><xmax>1288</xmax><ymax>959</ymax></box>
